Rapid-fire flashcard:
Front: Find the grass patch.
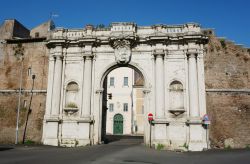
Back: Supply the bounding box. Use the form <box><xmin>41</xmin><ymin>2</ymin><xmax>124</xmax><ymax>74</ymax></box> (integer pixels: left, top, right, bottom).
<box><xmin>156</xmin><ymin>143</ymin><xmax>164</xmax><ymax>150</ymax></box>
<box><xmin>183</xmin><ymin>142</ymin><xmax>189</xmax><ymax>149</ymax></box>
<box><xmin>24</xmin><ymin>140</ymin><xmax>35</xmax><ymax>145</ymax></box>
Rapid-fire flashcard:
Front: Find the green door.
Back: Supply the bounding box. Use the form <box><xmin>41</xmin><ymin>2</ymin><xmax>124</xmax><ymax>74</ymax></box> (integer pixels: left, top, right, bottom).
<box><xmin>113</xmin><ymin>114</ymin><xmax>123</xmax><ymax>134</ymax></box>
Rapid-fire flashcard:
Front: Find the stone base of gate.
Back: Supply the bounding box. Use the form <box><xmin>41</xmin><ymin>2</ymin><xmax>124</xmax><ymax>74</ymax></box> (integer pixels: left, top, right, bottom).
<box><xmin>60</xmin><ymin>138</ymin><xmax>90</xmax><ymax>147</ymax></box>
<box><xmin>152</xmin><ymin>120</ymin><xmax>169</xmax><ymax>149</ymax></box>
<box><xmin>77</xmin><ymin>121</ymin><xmax>92</xmax><ymax>145</ymax></box>
<box><xmin>60</xmin><ymin>120</ymin><xmax>92</xmax><ymax>147</ymax></box>
<box><xmin>188</xmin><ymin>119</ymin><xmax>208</xmax><ymax>151</ymax></box>
<box><xmin>188</xmin><ymin>141</ymin><xmax>207</xmax><ymax>151</ymax></box>
<box><xmin>43</xmin><ymin>138</ymin><xmax>59</xmax><ymax>146</ymax></box>
<box><xmin>42</xmin><ymin>118</ymin><xmax>60</xmax><ymax>146</ymax></box>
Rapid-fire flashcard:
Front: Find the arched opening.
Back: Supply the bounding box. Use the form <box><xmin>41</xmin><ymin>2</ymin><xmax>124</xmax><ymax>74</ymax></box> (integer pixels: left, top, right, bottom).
<box><xmin>100</xmin><ymin>65</ymin><xmax>145</xmax><ymax>142</ymax></box>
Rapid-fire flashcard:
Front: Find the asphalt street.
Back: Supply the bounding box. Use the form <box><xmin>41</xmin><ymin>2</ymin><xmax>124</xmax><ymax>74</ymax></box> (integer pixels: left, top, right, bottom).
<box><xmin>0</xmin><ymin>137</ymin><xmax>250</xmax><ymax>164</ymax></box>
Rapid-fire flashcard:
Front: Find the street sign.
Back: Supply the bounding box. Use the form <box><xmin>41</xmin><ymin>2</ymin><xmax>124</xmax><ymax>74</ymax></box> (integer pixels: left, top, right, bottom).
<box><xmin>148</xmin><ymin>113</ymin><xmax>153</xmax><ymax>148</ymax></box>
<box><xmin>148</xmin><ymin>113</ymin><xmax>153</xmax><ymax>121</ymax></box>
<box><xmin>203</xmin><ymin>114</ymin><xmax>209</xmax><ymax>121</ymax></box>
<box><xmin>203</xmin><ymin>114</ymin><xmax>210</xmax><ymax>125</ymax></box>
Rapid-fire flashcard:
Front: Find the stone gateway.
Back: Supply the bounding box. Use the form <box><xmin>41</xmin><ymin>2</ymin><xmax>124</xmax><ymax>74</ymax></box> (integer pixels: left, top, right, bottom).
<box><xmin>42</xmin><ymin>22</ymin><xmax>209</xmax><ymax>151</ymax></box>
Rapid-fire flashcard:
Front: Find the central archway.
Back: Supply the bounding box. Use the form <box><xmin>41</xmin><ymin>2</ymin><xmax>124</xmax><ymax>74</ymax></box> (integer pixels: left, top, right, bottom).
<box><xmin>98</xmin><ymin>63</ymin><xmax>147</xmax><ymax>143</ymax></box>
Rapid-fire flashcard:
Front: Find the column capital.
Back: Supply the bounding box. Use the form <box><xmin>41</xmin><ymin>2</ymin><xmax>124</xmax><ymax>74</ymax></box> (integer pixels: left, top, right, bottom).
<box><xmin>142</xmin><ymin>88</ymin><xmax>151</xmax><ymax>94</ymax></box>
<box><xmin>53</xmin><ymin>54</ymin><xmax>63</xmax><ymax>60</ymax></box>
<box><xmin>95</xmin><ymin>88</ymin><xmax>104</xmax><ymax>94</ymax></box>
<box><xmin>84</xmin><ymin>56</ymin><xmax>93</xmax><ymax>60</ymax></box>
<box><xmin>49</xmin><ymin>56</ymin><xmax>56</xmax><ymax>61</ymax></box>
<box><xmin>153</xmin><ymin>49</ymin><xmax>165</xmax><ymax>58</ymax></box>
<box><xmin>186</xmin><ymin>49</ymin><xmax>198</xmax><ymax>56</ymax></box>
<box><xmin>187</xmin><ymin>53</ymin><xmax>197</xmax><ymax>59</ymax></box>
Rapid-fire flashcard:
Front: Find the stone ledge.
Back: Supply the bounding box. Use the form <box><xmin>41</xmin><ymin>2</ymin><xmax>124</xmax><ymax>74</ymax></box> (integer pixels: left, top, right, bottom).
<box><xmin>64</xmin><ymin>107</ymin><xmax>79</xmax><ymax>115</ymax></box>
<box><xmin>77</xmin><ymin>117</ymin><xmax>94</xmax><ymax>123</ymax></box>
<box><xmin>152</xmin><ymin>119</ymin><xmax>169</xmax><ymax>124</ymax></box>
<box><xmin>44</xmin><ymin>117</ymin><xmax>60</xmax><ymax>122</ymax></box>
<box><xmin>186</xmin><ymin>117</ymin><xmax>203</xmax><ymax>124</ymax></box>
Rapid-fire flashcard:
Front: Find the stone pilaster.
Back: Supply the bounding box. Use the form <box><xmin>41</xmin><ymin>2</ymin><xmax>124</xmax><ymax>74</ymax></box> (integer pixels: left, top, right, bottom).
<box><xmin>43</xmin><ymin>46</ymin><xmax>63</xmax><ymax>146</ymax></box>
<box><xmin>51</xmin><ymin>54</ymin><xmax>63</xmax><ymax>116</ymax></box>
<box><xmin>154</xmin><ymin>52</ymin><xmax>165</xmax><ymax>118</ymax></box>
<box><xmin>45</xmin><ymin>54</ymin><xmax>55</xmax><ymax>116</ymax></box>
<box><xmin>153</xmin><ymin>50</ymin><xmax>168</xmax><ymax>146</ymax></box>
<box><xmin>95</xmin><ymin>89</ymin><xmax>103</xmax><ymax>144</ymax></box>
<box><xmin>82</xmin><ymin>56</ymin><xmax>93</xmax><ymax>118</ymax></box>
<box><xmin>188</xmin><ymin>53</ymin><xmax>199</xmax><ymax>117</ymax></box>
<box><xmin>187</xmin><ymin>50</ymin><xmax>207</xmax><ymax>151</ymax></box>
<box><xmin>77</xmin><ymin>56</ymin><xmax>93</xmax><ymax>146</ymax></box>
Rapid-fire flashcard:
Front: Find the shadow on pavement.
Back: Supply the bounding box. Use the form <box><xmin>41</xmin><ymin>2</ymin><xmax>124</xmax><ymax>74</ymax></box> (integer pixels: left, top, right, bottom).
<box><xmin>104</xmin><ymin>135</ymin><xmax>143</xmax><ymax>144</ymax></box>
<box><xmin>0</xmin><ymin>146</ymin><xmax>14</xmax><ymax>151</ymax></box>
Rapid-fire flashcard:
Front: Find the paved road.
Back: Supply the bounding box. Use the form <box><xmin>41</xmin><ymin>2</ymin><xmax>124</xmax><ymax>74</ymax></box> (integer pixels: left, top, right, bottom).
<box><xmin>0</xmin><ymin>137</ymin><xmax>250</xmax><ymax>164</ymax></box>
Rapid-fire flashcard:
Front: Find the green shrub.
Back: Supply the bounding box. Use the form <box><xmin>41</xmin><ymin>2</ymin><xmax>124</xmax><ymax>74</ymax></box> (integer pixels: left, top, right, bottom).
<box><xmin>156</xmin><ymin>143</ymin><xmax>164</xmax><ymax>150</ymax></box>
<box><xmin>183</xmin><ymin>142</ymin><xmax>189</xmax><ymax>149</ymax></box>
<box><xmin>66</xmin><ymin>102</ymin><xmax>78</xmax><ymax>108</ymax></box>
<box><xmin>220</xmin><ymin>39</ymin><xmax>226</xmax><ymax>49</ymax></box>
<box><xmin>24</xmin><ymin>140</ymin><xmax>35</xmax><ymax>145</ymax></box>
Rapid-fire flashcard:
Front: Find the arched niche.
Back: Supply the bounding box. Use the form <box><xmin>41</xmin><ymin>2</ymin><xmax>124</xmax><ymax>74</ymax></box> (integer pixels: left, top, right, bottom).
<box><xmin>169</xmin><ymin>80</ymin><xmax>184</xmax><ymax>112</ymax></box>
<box><xmin>65</xmin><ymin>81</ymin><xmax>79</xmax><ymax>108</ymax></box>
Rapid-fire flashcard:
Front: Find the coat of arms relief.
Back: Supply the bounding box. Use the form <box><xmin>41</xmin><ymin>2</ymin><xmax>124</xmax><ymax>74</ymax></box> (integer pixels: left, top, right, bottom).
<box><xmin>113</xmin><ymin>39</ymin><xmax>132</xmax><ymax>64</ymax></box>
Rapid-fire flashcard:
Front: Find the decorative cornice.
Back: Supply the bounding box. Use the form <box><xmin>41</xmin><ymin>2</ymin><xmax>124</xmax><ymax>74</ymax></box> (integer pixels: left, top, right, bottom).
<box><xmin>186</xmin><ymin>117</ymin><xmax>203</xmax><ymax>125</ymax></box>
<box><xmin>77</xmin><ymin>37</ymin><xmax>100</xmax><ymax>46</ymax></box>
<box><xmin>46</xmin><ymin>39</ymin><xmax>67</xmax><ymax>48</ymax></box>
<box><xmin>145</xmin><ymin>34</ymin><xmax>208</xmax><ymax>45</ymax></box>
<box><xmin>109</xmin><ymin>35</ymin><xmax>137</xmax><ymax>48</ymax></box>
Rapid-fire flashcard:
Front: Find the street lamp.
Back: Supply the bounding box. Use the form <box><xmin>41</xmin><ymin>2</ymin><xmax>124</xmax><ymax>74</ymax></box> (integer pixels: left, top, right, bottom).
<box><xmin>15</xmin><ymin>56</ymin><xmax>24</xmax><ymax>144</ymax></box>
<box><xmin>22</xmin><ymin>74</ymin><xmax>36</xmax><ymax>144</ymax></box>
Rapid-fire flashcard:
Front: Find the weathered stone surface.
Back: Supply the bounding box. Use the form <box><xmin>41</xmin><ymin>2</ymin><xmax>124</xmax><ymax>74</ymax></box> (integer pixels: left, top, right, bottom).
<box><xmin>0</xmin><ymin>19</ymin><xmax>30</xmax><ymax>39</ymax></box>
<box><xmin>0</xmin><ymin>40</ymin><xmax>48</xmax><ymax>143</ymax></box>
<box><xmin>204</xmin><ymin>35</ymin><xmax>250</xmax><ymax>148</ymax></box>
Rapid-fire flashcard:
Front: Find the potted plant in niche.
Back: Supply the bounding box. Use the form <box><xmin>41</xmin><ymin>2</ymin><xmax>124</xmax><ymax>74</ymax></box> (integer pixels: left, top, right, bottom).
<box><xmin>64</xmin><ymin>102</ymin><xmax>79</xmax><ymax>114</ymax></box>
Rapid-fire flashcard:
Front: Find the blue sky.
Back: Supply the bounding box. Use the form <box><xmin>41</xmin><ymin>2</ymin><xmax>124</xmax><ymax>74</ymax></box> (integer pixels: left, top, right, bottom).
<box><xmin>0</xmin><ymin>0</ymin><xmax>250</xmax><ymax>47</ymax></box>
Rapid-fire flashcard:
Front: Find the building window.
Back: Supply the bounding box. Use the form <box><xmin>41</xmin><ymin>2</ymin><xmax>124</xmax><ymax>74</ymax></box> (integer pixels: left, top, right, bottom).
<box><xmin>23</xmin><ymin>100</ymin><xmax>27</xmax><ymax>108</ymax></box>
<box><xmin>123</xmin><ymin>77</ymin><xmax>128</xmax><ymax>86</ymax></box>
<box><xmin>28</xmin><ymin>67</ymin><xmax>32</xmax><ymax>76</ymax></box>
<box><xmin>35</xmin><ymin>32</ymin><xmax>39</xmax><ymax>38</ymax></box>
<box><xmin>123</xmin><ymin>103</ymin><xmax>128</xmax><ymax>112</ymax></box>
<box><xmin>109</xmin><ymin>103</ymin><xmax>114</xmax><ymax>112</ymax></box>
<box><xmin>110</xmin><ymin>77</ymin><xmax>114</xmax><ymax>86</ymax></box>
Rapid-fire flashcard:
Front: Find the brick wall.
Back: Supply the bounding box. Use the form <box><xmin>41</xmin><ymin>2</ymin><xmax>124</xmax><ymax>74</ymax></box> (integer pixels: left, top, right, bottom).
<box><xmin>205</xmin><ymin>35</ymin><xmax>250</xmax><ymax>148</ymax></box>
<box><xmin>0</xmin><ymin>41</ymin><xmax>48</xmax><ymax>143</ymax></box>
